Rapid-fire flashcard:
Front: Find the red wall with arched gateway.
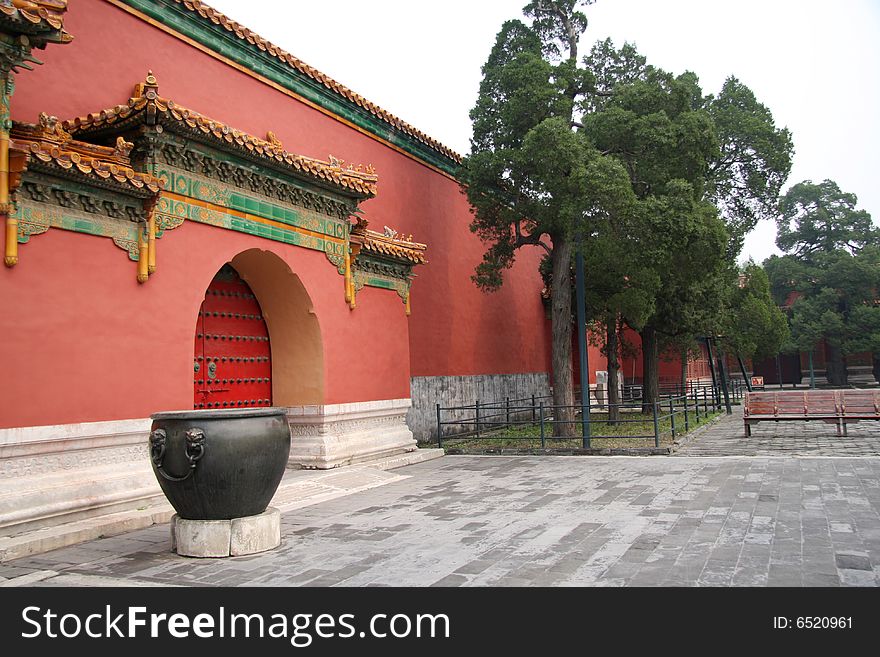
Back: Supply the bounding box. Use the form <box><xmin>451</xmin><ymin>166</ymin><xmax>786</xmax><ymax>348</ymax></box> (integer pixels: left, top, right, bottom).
<box><xmin>0</xmin><ymin>219</ymin><xmax>412</xmax><ymax>429</ymax></box>
<box><xmin>1</xmin><ymin>0</ymin><xmax>550</xmax><ymax>428</ymax></box>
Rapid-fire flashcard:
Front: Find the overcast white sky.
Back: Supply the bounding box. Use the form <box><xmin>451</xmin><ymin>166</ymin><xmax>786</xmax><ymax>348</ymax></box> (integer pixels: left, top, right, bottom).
<box><xmin>206</xmin><ymin>0</ymin><xmax>879</xmax><ymax>264</ymax></box>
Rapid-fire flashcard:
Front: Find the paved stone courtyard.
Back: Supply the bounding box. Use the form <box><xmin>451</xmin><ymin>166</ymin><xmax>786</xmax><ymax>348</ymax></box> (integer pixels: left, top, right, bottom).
<box><xmin>2</xmin><ymin>407</ymin><xmax>880</xmax><ymax>587</ymax></box>
<box><xmin>676</xmin><ymin>405</ymin><xmax>880</xmax><ymax>457</ymax></box>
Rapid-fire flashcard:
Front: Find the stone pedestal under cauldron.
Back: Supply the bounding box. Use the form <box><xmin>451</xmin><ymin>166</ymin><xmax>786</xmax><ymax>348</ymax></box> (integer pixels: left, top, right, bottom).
<box><xmin>149</xmin><ymin>408</ymin><xmax>290</xmax><ymax>558</ymax></box>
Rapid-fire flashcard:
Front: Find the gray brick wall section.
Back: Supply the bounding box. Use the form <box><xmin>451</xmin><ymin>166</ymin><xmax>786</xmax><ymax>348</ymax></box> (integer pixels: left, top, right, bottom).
<box><xmin>407</xmin><ymin>373</ymin><xmax>551</xmax><ymax>443</ymax></box>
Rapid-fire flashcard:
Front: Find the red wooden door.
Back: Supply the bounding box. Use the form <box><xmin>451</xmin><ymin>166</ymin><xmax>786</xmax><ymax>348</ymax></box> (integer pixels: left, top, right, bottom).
<box><xmin>194</xmin><ymin>264</ymin><xmax>272</xmax><ymax>409</ymax></box>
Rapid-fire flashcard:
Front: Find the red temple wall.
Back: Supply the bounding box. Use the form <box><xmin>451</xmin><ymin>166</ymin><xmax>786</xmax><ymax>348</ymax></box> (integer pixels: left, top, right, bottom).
<box><xmin>1</xmin><ymin>0</ymin><xmax>550</xmax><ymax>427</ymax></box>
<box><xmin>0</xmin><ymin>221</ymin><xmax>413</xmax><ymax>428</ymax></box>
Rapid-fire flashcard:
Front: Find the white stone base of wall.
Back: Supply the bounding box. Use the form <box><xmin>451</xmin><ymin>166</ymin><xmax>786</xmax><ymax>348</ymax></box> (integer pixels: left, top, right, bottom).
<box><xmin>0</xmin><ymin>419</ymin><xmax>161</xmax><ymax>538</ymax></box>
<box><xmin>286</xmin><ymin>398</ymin><xmax>417</xmax><ymax>470</ymax></box>
<box><xmin>0</xmin><ymin>397</ymin><xmax>418</xmax><ymax>539</ymax></box>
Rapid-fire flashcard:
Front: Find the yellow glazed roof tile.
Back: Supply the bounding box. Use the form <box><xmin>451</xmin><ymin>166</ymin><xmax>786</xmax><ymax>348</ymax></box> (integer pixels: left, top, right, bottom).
<box><xmin>62</xmin><ymin>72</ymin><xmax>378</xmax><ymax>198</ymax></box>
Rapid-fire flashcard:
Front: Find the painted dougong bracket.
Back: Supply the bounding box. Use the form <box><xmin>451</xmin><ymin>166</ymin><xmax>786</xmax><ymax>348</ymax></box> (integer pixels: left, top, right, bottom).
<box><xmin>1</xmin><ymin>3</ymin><xmax>73</xmax><ymax>267</ymax></box>
<box><xmin>345</xmin><ymin>224</ymin><xmax>426</xmax><ymax>315</ymax></box>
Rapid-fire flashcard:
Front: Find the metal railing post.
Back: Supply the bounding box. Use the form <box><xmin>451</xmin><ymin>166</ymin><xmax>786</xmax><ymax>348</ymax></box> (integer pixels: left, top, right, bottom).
<box><xmin>475</xmin><ymin>400</ymin><xmax>481</xmax><ymax>439</ymax></box>
<box><xmin>506</xmin><ymin>397</ymin><xmax>510</xmax><ymax>426</ymax></box>
<box><xmin>436</xmin><ymin>403</ymin><xmax>442</xmax><ymax>448</ymax></box>
<box><xmin>653</xmin><ymin>401</ymin><xmax>660</xmax><ymax>448</ymax></box>
<box><xmin>669</xmin><ymin>398</ymin><xmax>676</xmax><ymax>439</ymax></box>
<box><xmin>684</xmin><ymin>394</ymin><xmax>689</xmax><ymax>432</ymax></box>
<box><xmin>539</xmin><ymin>402</ymin><xmax>545</xmax><ymax>448</ymax></box>
<box><xmin>693</xmin><ymin>389</ymin><xmax>700</xmax><ymax>423</ymax></box>
<box><xmin>531</xmin><ymin>394</ymin><xmax>536</xmax><ymax>422</ymax></box>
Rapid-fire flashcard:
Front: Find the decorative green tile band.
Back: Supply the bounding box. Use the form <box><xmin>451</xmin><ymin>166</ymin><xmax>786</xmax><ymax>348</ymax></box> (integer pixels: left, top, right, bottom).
<box><xmin>156</xmin><ymin>167</ymin><xmax>348</xmax><ymax>242</ymax></box>
<box><xmin>13</xmin><ymin>201</ymin><xmax>143</xmax><ymax>260</ymax></box>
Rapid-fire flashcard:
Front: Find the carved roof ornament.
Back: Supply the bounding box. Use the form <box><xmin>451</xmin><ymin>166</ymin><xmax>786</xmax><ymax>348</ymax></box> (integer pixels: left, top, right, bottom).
<box><xmin>0</xmin><ymin>0</ymin><xmax>72</xmax><ymax>45</ymax></box>
<box><xmin>131</xmin><ymin>68</ymin><xmax>159</xmax><ymax>100</ymax></box>
<box><xmin>266</xmin><ymin>131</ymin><xmax>282</xmax><ymax>150</ymax></box>
<box><xmin>64</xmin><ymin>72</ymin><xmax>379</xmax><ymax>199</ymax></box>
<box><xmin>362</xmin><ymin>227</ymin><xmax>427</xmax><ymax>265</ymax></box>
<box><xmin>171</xmin><ymin>0</ymin><xmax>459</xmax><ymax>163</ymax></box>
<box><xmin>349</xmin><ymin>211</ymin><xmax>369</xmax><ymax>234</ymax></box>
<box><xmin>35</xmin><ymin>111</ymin><xmax>70</xmax><ymax>141</ymax></box>
<box><xmin>114</xmin><ymin>135</ymin><xmax>134</xmax><ymax>159</ymax></box>
<box><xmin>9</xmin><ymin>118</ymin><xmax>163</xmax><ymax>196</ymax></box>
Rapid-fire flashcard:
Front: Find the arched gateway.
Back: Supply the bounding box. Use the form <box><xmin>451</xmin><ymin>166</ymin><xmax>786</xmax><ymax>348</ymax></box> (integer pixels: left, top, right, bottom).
<box><xmin>194</xmin><ymin>264</ymin><xmax>272</xmax><ymax>409</ymax></box>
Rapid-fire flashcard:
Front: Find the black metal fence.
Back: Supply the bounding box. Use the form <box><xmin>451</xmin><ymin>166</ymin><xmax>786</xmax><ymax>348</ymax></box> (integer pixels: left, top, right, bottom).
<box><xmin>434</xmin><ymin>380</ymin><xmax>744</xmax><ymax>449</ymax></box>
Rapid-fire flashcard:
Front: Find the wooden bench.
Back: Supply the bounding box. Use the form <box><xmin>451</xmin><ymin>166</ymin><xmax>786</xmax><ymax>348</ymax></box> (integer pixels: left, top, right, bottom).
<box><xmin>838</xmin><ymin>389</ymin><xmax>880</xmax><ymax>436</ymax></box>
<box><xmin>744</xmin><ymin>390</ymin><xmax>842</xmax><ymax>436</ymax></box>
<box><xmin>744</xmin><ymin>390</ymin><xmax>880</xmax><ymax>436</ymax></box>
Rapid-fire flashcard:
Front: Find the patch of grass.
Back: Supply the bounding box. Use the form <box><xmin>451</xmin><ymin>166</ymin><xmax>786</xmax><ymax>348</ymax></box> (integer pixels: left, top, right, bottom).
<box><xmin>433</xmin><ymin>409</ymin><xmax>723</xmax><ymax>451</ymax></box>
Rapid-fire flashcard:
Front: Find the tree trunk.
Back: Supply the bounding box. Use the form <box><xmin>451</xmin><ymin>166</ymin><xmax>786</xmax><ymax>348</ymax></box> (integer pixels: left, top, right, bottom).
<box><xmin>640</xmin><ymin>325</ymin><xmax>659</xmax><ymax>414</ymax></box>
<box><xmin>606</xmin><ymin>317</ymin><xmax>621</xmax><ymax>424</ymax></box>
<box><xmin>825</xmin><ymin>343</ymin><xmax>848</xmax><ymax>387</ymax></box>
<box><xmin>550</xmin><ymin>235</ymin><xmax>576</xmax><ymax>437</ymax></box>
<box><xmin>873</xmin><ymin>352</ymin><xmax>880</xmax><ymax>385</ymax></box>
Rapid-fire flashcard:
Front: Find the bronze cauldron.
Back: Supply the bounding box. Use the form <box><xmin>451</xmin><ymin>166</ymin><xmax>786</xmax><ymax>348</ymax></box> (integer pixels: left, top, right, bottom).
<box><xmin>149</xmin><ymin>408</ymin><xmax>290</xmax><ymax>520</ymax></box>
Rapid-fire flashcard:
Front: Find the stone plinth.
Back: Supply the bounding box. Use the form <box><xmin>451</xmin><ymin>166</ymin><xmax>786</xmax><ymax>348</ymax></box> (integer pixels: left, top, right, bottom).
<box><xmin>286</xmin><ymin>399</ymin><xmax>417</xmax><ymax>469</ymax></box>
<box><xmin>171</xmin><ymin>507</ymin><xmax>281</xmax><ymax>558</ymax></box>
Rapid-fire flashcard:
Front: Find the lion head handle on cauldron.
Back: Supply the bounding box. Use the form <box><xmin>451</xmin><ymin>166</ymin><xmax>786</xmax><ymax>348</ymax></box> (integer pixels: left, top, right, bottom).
<box><xmin>149</xmin><ymin>428</ymin><xmax>166</xmax><ymax>467</ymax></box>
<box><xmin>185</xmin><ymin>428</ymin><xmax>206</xmax><ymax>468</ymax></box>
<box><xmin>148</xmin><ymin>427</ymin><xmax>206</xmax><ymax>482</ymax></box>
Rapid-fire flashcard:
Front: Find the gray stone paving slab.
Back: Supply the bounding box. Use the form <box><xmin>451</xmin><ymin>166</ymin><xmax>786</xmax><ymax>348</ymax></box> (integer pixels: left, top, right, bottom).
<box><xmin>675</xmin><ymin>403</ymin><xmax>880</xmax><ymax>456</ymax></box>
<box><xmin>1</xmin><ymin>452</ymin><xmax>877</xmax><ymax>587</ymax></box>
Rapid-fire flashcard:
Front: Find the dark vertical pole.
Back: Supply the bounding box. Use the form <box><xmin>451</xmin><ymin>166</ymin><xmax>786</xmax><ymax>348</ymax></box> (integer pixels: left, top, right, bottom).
<box><xmin>717</xmin><ymin>347</ymin><xmax>732</xmax><ymax>415</ymax></box>
<box><xmin>436</xmin><ymin>403</ymin><xmax>442</xmax><ymax>448</ymax></box>
<box><xmin>652</xmin><ymin>401</ymin><xmax>660</xmax><ymax>448</ymax></box>
<box><xmin>506</xmin><ymin>397</ymin><xmax>510</xmax><ymax>426</ymax></box>
<box><xmin>576</xmin><ymin>251</ymin><xmax>591</xmax><ymax>449</ymax></box>
<box><xmin>808</xmin><ymin>351</ymin><xmax>816</xmax><ymax>389</ymax></box>
<box><xmin>694</xmin><ymin>389</ymin><xmax>700</xmax><ymax>422</ymax></box>
<box><xmin>775</xmin><ymin>354</ymin><xmax>783</xmax><ymax>389</ymax></box>
<box><xmin>531</xmin><ymin>394</ymin><xmax>536</xmax><ymax>422</ymax></box>
<box><xmin>669</xmin><ymin>398</ymin><xmax>676</xmax><ymax>439</ymax></box>
<box><xmin>705</xmin><ymin>337</ymin><xmax>720</xmax><ymax>406</ymax></box>
<box><xmin>539</xmin><ymin>401</ymin><xmax>545</xmax><ymax>448</ymax></box>
<box><xmin>475</xmin><ymin>400</ymin><xmax>481</xmax><ymax>439</ymax></box>
<box><xmin>684</xmin><ymin>393</ymin><xmax>689</xmax><ymax>432</ymax></box>
<box><xmin>737</xmin><ymin>354</ymin><xmax>752</xmax><ymax>392</ymax></box>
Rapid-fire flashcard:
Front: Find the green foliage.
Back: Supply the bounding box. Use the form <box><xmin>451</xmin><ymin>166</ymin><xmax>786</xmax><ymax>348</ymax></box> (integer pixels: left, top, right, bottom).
<box><xmin>586</xmin><ymin>69</ymin><xmax>718</xmax><ymax>200</ymax></box>
<box><xmin>705</xmin><ymin>78</ymin><xmax>794</xmax><ymax>255</ymax></box>
<box><xmin>766</xmin><ymin>181</ymin><xmax>879</xmax><ymax>382</ymax></box>
<box><xmin>776</xmin><ymin>179</ymin><xmax>880</xmax><ymax>258</ymax></box>
<box><xmin>462</xmin><ymin>0</ymin><xmax>798</xmax><ymax>407</ymax></box>
<box><xmin>580</xmin><ymin>38</ymin><xmax>649</xmax><ymax>114</ymax></box>
<box><xmin>845</xmin><ymin>302</ymin><xmax>880</xmax><ymax>355</ymax></box>
<box><xmin>583</xmin><ymin>64</ymin><xmax>731</xmax><ymax>361</ymax></box>
<box><xmin>722</xmin><ymin>263</ymin><xmax>789</xmax><ymax>360</ymax></box>
<box><xmin>780</xmin><ymin>248</ymin><xmax>880</xmax><ymax>353</ymax></box>
<box><xmin>524</xmin><ymin>0</ymin><xmax>593</xmax><ymax>60</ymax></box>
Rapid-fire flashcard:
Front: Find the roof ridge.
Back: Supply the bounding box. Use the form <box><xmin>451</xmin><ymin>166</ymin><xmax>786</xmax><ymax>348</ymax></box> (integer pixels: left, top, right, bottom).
<box><xmin>172</xmin><ymin>0</ymin><xmax>462</xmax><ymax>164</ymax></box>
<box><xmin>62</xmin><ymin>72</ymin><xmax>379</xmax><ymax>198</ymax></box>
<box><xmin>9</xmin><ymin>122</ymin><xmax>164</xmax><ymax>195</ymax></box>
<box><xmin>361</xmin><ymin>227</ymin><xmax>427</xmax><ymax>264</ymax></box>
<box><xmin>0</xmin><ymin>0</ymin><xmax>73</xmax><ymax>41</ymax></box>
